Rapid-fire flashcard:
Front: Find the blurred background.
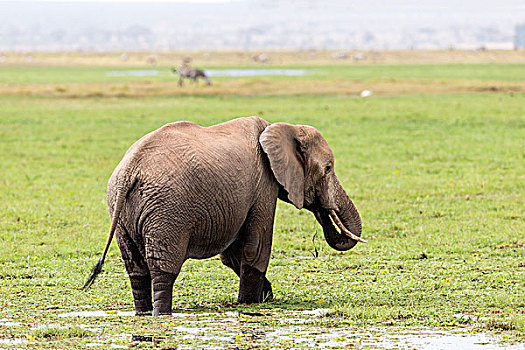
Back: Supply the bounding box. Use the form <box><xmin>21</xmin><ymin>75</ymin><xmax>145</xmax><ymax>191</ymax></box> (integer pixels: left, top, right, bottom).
<box><xmin>1</xmin><ymin>0</ymin><xmax>523</xmax><ymax>52</ymax></box>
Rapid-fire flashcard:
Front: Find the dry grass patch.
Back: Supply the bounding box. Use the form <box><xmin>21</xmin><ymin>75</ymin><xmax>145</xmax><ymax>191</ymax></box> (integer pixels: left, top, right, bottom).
<box><xmin>1</xmin><ymin>49</ymin><xmax>525</xmax><ymax>67</ymax></box>
<box><xmin>1</xmin><ymin>78</ymin><xmax>524</xmax><ymax>98</ymax></box>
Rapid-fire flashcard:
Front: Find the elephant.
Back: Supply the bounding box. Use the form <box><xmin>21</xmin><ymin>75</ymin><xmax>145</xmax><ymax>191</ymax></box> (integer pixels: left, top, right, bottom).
<box><xmin>83</xmin><ymin>117</ymin><xmax>365</xmax><ymax>316</ymax></box>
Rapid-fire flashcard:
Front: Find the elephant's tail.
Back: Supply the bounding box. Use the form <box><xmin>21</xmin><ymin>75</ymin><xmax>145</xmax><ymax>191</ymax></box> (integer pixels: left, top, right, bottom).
<box><xmin>82</xmin><ymin>173</ymin><xmax>138</xmax><ymax>290</ymax></box>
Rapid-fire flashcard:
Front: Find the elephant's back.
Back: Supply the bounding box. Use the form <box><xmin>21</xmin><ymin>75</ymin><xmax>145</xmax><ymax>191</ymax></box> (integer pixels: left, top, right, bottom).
<box><xmin>108</xmin><ymin>116</ymin><xmax>271</xmax><ymax>204</ymax></box>
<box><xmin>134</xmin><ymin>116</ymin><xmax>269</xmax><ymax>182</ymax></box>
<box><xmin>115</xmin><ymin>117</ymin><xmax>274</xmax><ymax>259</ymax></box>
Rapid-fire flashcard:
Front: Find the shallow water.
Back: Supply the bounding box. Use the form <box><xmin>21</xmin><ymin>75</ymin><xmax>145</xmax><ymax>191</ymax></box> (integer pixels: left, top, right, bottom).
<box><xmin>0</xmin><ymin>337</ymin><xmax>27</xmax><ymax>345</ymax></box>
<box><xmin>2</xmin><ymin>309</ymin><xmax>523</xmax><ymax>349</ymax></box>
<box><xmin>368</xmin><ymin>329</ymin><xmax>525</xmax><ymax>350</ymax></box>
<box><xmin>106</xmin><ymin>69</ymin><xmax>306</xmax><ymax>78</ymax></box>
<box><xmin>107</xmin><ymin>70</ymin><xmax>159</xmax><ymax>77</ymax></box>
<box><xmin>205</xmin><ymin>69</ymin><xmax>306</xmax><ymax>77</ymax></box>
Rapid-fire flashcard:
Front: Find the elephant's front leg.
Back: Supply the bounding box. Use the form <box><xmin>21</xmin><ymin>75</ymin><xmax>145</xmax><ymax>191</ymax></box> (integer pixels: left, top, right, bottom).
<box><xmin>239</xmin><ymin>264</ymin><xmax>272</xmax><ymax>304</ymax></box>
<box><xmin>236</xmin><ymin>202</ymin><xmax>276</xmax><ymax>304</ymax></box>
<box><xmin>220</xmin><ymin>241</ymin><xmax>273</xmax><ymax>303</ymax></box>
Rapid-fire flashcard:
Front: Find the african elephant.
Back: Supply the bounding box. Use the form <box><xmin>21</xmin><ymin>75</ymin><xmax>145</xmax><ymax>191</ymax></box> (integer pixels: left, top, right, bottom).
<box><xmin>83</xmin><ymin>117</ymin><xmax>364</xmax><ymax>316</ymax></box>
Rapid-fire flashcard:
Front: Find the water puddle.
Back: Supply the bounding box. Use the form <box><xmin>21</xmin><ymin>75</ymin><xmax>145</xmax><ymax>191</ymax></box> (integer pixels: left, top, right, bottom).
<box><xmin>296</xmin><ymin>308</ymin><xmax>332</xmax><ymax>316</ymax></box>
<box><xmin>0</xmin><ymin>338</ymin><xmax>27</xmax><ymax>345</ymax></box>
<box><xmin>205</xmin><ymin>69</ymin><xmax>306</xmax><ymax>77</ymax></box>
<box><xmin>372</xmin><ymin>329</ymin><xmax>525</xmax><ymax>349</ymax></box>
<box><xmin>106</xmin><ymin>68</ymin><xmax>306</xmax><ymax>78</ymax></box>
<box><xmin>4</xmin><ymin>309</ymin><xmax>522</xmax><ymax>349</ymax></box>
<box><xmin>107</xmin><ymin>70</ymin><xmax>159</xmax><ymax>77</ymax></box>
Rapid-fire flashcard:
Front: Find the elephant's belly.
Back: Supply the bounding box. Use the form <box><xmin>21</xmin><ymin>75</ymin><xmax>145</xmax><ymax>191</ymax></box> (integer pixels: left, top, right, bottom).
<box><xmin>138</xmin><ymin>207</ymin><xmax>244</xmax><ymax>268</ymax></box>
<box><xmin>137</xmin><ymin>167</ymin><xmax>255</xmax><ymax>261</ymax></box>
<box><xmin>177</xmin><ymin>190</ymin><xmax>251</xmax><ymax>260</ymax></box>
<box><xmin>185</xmin><ymin>224</ymin><xmax>243</xmax><ymax>259</ymax></box>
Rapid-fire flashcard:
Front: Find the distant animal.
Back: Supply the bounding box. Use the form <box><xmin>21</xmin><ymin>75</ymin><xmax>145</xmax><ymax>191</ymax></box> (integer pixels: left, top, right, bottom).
<box><xmin>83</xmin><ymin>117</ymin><xmax>365</xmax><ymax>316</ymax></box>
<box><xmin>252</xmin><ymin>53</ymin><xmax>269</xmax><ymax>63</ymax></box>
<box><xmin>332</xmin><ymin>52</ymin><xmax>349</xmax><ymax>60</ymax></box>
<box><xmin>146</xmin><ymin>55</ymin><xmax>158</xmax><ymax>65</ymax></box>
<box><xmin>172</xmin><ymin>64</ymin><xmax>211</xmax><ymax>86</ymax></box>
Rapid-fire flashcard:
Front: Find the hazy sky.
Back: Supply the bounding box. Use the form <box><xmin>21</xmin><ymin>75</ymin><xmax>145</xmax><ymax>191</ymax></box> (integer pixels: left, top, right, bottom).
<box><xmin>1</xmin><ymin>0</ymin><xmax>523</xmax><ymax>5</ymax></box>
<box><xmin>1</xmin><ymin>0</ymin><xmax>522</xmax><ymax>50</ymax></box>
<box><xmin>2</xmin><ymin>1</ymin><xmax>522</xmax><ymax>31</ymax></box>
<box><xmin>13</xmin><ymin>0</ymin><xmax>211</xmax><ymax>1</ymax></box>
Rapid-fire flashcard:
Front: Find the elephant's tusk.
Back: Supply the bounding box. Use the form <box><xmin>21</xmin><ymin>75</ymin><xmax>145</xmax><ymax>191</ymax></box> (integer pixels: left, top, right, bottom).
<box><xmin>329</xmin><ymin>210</ymin><xmax>367</xmax><ymax>243</ymax></box>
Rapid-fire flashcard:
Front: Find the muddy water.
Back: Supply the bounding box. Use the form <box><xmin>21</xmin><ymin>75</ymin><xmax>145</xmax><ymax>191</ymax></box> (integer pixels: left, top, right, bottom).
<box><xmin>2</xmin><ymin>309</ymin><xmax>523</xmax><ymax>349</ymax></box>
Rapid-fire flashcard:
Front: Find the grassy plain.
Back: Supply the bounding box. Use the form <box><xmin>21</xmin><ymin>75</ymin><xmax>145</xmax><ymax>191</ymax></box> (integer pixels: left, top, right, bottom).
<box><xmin>1</xmin><ymin>63</ymin><xmax>524</xmax><ymax>98</ymax></box>
<box><xmin>0</xmin><ymin>52</ymin><xmax>524</xmax><ymax>348</ymax></box>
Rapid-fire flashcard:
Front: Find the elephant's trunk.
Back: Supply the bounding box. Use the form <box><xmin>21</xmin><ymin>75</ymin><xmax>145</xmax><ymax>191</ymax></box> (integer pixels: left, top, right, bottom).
<box><xmin>329</xmin><ymin>210</ymin><xmax>366</xmax><ymax>243</ymax></box>
<box><xmin>313</xmin><ymin>180</ymin><xmax>363</xmax><ymax>251</ymax></box>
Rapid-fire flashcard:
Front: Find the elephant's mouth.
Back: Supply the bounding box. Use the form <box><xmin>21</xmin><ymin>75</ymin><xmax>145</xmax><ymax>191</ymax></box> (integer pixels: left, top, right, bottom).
<box><xmin>315</xmin><ymin>207</ymin><xmax>365</xmax><ymax>242</ymax></box>
<box><xmin>326</xmin><ymin>209</ymin><xmax>366</xmax><ymax>243</ymax></box>
<box><xmin>307</xmin><ymin>202</ymin><xmax>366</xmax><ymax>251</ymax></box>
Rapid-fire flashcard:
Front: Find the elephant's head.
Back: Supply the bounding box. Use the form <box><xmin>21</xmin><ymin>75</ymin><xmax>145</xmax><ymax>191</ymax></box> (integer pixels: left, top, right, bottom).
<box><xmin>259</xmin><ymin>123</ymin><xmax>365</xmax><ymax>251</ymax></box>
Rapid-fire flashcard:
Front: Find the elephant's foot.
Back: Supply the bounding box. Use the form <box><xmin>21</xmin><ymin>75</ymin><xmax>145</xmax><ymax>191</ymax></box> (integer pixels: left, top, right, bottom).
<box><xmin>238</xmin><ymin>264</ymin><xmax>271</xmax><ymax>304</ymax></box>
<box><xmin>130</xmin><ymin>275</ymin><xmax>153</xmax><ymax>316</ymax></box>
<box><xmin>151</xmin><ymin>272</ymin><xmax>177</xmax><ymax>316</ymax></box>
<box><xmin>261</xmin><ymin>278</ymin><xmax>273</xmax><ymax>302</ymax></box>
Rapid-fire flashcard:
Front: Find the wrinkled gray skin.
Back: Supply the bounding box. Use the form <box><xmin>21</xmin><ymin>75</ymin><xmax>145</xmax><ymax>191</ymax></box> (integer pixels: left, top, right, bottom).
<box><xmin>86</xmin><ymin>117</ymin><xmax>362</xmax><ymax>316</ymax></box>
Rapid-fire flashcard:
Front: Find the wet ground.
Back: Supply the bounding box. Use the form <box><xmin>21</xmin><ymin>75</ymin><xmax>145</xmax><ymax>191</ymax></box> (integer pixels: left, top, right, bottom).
<box><xmin>1</xmin><ymin>309</ymin><xmax>523</xmax><ymax>349</ymax></box>
<box><xmin>204</xmin><ymin>69</ymin><xmax>306</xmax><ymax>77</ymax></box>
<box><xmin>107</xmin><ymin>70</ymin><xmax>160</xmax><ymax>77</ymax></box>
<box><xmin>107</xmin><ymin>69</ymin><xmax>307</xmax><ymax>77</ymax></box>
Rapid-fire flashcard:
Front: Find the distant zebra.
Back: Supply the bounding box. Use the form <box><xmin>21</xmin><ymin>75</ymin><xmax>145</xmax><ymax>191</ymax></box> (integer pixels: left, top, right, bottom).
<box><xmin>172</xmin><ymin>64</ymin><xmax>211</xmax><ymax>86</ymax></box>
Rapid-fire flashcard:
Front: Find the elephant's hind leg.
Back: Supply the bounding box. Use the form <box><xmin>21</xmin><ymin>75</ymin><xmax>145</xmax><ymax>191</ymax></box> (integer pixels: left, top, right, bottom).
<box><xmin>116</xmin><ymin>225</ymin><xmax>153</xmax><ymax>315</ymax></box>
<box><xmin>150</xmin><ymin>270</ymin><xmax>178</xmax><ymax>316</ymax></box>
<box><xmin>130</xmin><ymin>274</ymin><xmax>152</xmax><ymax>316</ymax></box>
<box><xmin>145</xmin><ymin>228</ymin><xmax>188</xmax><ymax>316</ymax></box>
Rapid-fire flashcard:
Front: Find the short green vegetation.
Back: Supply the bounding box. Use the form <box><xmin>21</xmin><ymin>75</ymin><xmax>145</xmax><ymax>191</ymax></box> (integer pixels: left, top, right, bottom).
<box><xmin>0</xmin><ymin>61</ymin><xmax>523</xmax><ymax>349</ymax></box>
<box><xmin>1</xmin><ymin>63</ymin><xmax>524</xmax><ymax>84</ymax></box>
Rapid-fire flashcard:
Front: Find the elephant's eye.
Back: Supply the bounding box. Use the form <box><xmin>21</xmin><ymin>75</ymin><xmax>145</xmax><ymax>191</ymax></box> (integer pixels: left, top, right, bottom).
<box><xmin>325</xmin><ymin>165</ymin><xmax>332</xmax><ymax>174</ymax></box>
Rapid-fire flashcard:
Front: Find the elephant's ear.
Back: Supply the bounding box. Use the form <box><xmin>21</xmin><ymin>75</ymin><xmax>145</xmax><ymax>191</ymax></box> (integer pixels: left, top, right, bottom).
<box><xmin>259</xmin><ymin>123</ymin><xmax>305</xmax><ymax>209</ymax></box>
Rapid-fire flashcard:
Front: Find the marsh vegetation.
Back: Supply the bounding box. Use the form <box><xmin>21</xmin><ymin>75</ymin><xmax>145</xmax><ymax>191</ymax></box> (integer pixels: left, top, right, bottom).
<box><xmin>0</xmin><ymin>51</ymin><xmax>523</xmax><ymax>349</ymax></box>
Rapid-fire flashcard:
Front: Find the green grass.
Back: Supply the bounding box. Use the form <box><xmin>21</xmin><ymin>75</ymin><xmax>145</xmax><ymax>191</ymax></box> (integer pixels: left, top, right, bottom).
<box><xmin>31</xmin><ymin>325</ymin><xmax>95</xmax><ymax>340</ymax></box>
<box><xmin>0</xmin><ymin>63</ymin><xmax>524</xmax><ymax>349</ymax></box>
<box><xmin>1</xmin><ymin>63</ymin><xmax>524</xmax><ymax>84</ymax></box>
